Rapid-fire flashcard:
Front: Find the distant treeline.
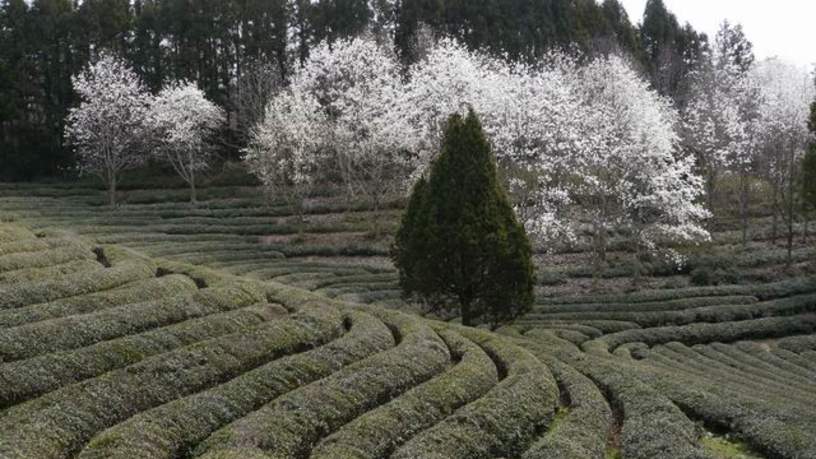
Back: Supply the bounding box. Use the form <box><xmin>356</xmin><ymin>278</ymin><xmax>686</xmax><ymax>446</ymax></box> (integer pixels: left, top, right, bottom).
<box><xmin>0</xmin><ymin>0</ymin><xmax>707</xmax><ymax>181</ymax></box>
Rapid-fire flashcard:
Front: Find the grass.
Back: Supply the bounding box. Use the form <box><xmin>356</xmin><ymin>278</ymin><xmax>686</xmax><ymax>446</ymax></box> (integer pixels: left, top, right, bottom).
<box><xmin>701</xmin><ymin>434</ymin><xmax>765</xmax><ymax>459</ymax></box>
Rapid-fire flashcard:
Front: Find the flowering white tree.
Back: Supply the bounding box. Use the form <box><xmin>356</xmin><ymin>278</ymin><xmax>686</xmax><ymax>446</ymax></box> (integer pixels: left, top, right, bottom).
<box><xmin>682</xmin><ymin>23</ymin><xmax>761</xmax><ymax>245</ymax></box>
<box><xmin>288</xmin><ymin>36</ymin><xmax>423</xmax><ymax>234</ymax></box>
<box><xmin>405</xmin><ymin>39</ymin><xmax>709</xmax><ymax>273</ymax></box>
<box><xmin>149</xmin><ymin>81</ymin><xmax>225</xmax><ymax>204</ymax></box>
<box><xmin>565</xmin><ymin>56</ymin><xmax>710</xmax><ymax>274</ymax></box>
<box><xmin>64</xmin><ymin>53</ymin><xmax>152</xmax><ymax>206</ymax></box>
<box><xmin>404</xmin><ymin>38</ymin><xmax>497</xmax><ymax>178</ymax></box>
<box><xmin>751</xmin><ymin>59</ymin><xmax>815</xmax><ymax>261</ymax></box>
<box><xmin>244</xmin><ymin>88</ymin><xmax>327</xmax><ymax>227</ymax></box>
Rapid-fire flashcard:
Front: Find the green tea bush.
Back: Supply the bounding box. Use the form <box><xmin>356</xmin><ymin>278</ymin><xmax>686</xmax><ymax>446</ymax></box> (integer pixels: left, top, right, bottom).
<box><xmin>311</xmin><ymin>328</ymin><xmax>499</xmax><ymax>458</ymax></box>
<box><xmin>0</xmin><ymin>259</ymin><xmax>100</xmax><ymax>283</ymax></box>
<box><xmin>586</xmin><ymin>314</ymin><xmax>816</xmax><ymax>353</ymax></box>
<box><xmin>391</xmin><ymin>327</ymin><xmax>558</xmax><ymax>459</ymax></box>
<box><xmin>521</xmin><ymin>357</ymin><xmax>611</xmax><ymax>459</ymax></box>
<box><xmin>0</xmin><ymin>256</ymin><xmax>156</xmax><ymax>310</ymax></box>
<box><xmin>580</xmin><ymin>356</ymin><xmax>707</xmax><ymax>459</ymax></box>
<box><xmin>0</xmin><ymin>274</ymin><xmax>197</xmax><ymax>328</ymax></box>
<box><xmin>0</xmin><ymin>241</ymin><xmax>94</xmax><ymax>273</ymax></box>
<box><xmin>0</xmin><ymin>305</ymin><xmax>346</xmax><ymax>458</ymax></box>
<box><xmin>79</xmin><ymin>310</ymin><xmax>393</xmax><ymax>459</ymax></box>
<box><xmin>0</xmin><ymin>304</ymin><xmax>285</xmax><ymax>407</ymax></box>
<box><xmin>0</xmin><ymin>284</ymin><xmax>262</xmax><ymax>361</ymax></box>
<box><xmin>194</xmin><ymin>310</ymin><xmax>449</xmax><ymax>459</ymax></box>
<box><xmin>640</xmin><ymin>348</ymin><xmax>816</xmax><ymax>458</ymax></box>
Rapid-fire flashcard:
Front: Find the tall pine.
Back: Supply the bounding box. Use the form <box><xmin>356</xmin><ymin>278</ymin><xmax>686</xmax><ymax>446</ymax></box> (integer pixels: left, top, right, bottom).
<box><xmin>392</xmin><ymin>110</ymin><xmax>535</xmax><ymax>327</ymax></box>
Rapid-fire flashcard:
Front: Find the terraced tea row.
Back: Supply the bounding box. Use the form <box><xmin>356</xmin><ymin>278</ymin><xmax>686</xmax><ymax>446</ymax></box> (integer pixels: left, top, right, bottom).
<box><xmin>1</xmin><ymin>184</ymin><xmax>815</xmax><ymax>458</ymax></box>
<box><xmin>0</xmin><ymin>221</ymin><xmax>605</xmax><ymax>459</ymax></box>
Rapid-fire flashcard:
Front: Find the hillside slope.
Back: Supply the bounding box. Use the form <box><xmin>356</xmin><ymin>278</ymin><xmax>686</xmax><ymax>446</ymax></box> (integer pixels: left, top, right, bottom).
<box><xmin>1</xmin><ymin>185</ymin><xmax>815</xmax><ymax>457</ymax></box>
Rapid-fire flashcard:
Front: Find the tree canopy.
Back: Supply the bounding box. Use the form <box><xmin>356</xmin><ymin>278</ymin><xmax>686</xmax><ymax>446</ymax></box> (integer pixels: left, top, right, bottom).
<box><xmin>392</xmin><ymin>110</ymin><xmax>535</xmax><ymax>327</ymax></box>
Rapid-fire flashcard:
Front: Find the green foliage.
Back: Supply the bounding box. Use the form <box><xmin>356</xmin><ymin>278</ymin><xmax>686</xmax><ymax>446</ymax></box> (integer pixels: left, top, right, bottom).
<box><xmin>392</xmin><ymin>111</ymin><xmax>535</xmax><ymax>326</ymax></box>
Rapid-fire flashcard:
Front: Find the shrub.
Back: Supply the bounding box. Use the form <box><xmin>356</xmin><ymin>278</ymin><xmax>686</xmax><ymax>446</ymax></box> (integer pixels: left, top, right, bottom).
<box><xmin>194</xmin><ymin>309</ymin><xmax>450</xmax><ymax>459</ymax></box>
<box><xmin>79</xmin><ymin>310</ymin><xmax>393</xmax><ymax>459</ymax></box>
<box><xmin>0</xmin><ymin>304</ymin><xmax>286</xmax><ymax>408</ymax></box>
<box><xmin>0</xmin><ymin>305</ymin><xmax>347</xmax><ymax>457</ymax></box>
<box><xmin>391</xmin><ymin>327</ymin><xmax>558</xmax><ymax>459</ymax></box>
<box><xmin>0</xmin><ymin>274</ymin><xmax>197</xmax><ymax>328</ymax></box>
<box><xmin>311</xmin><ymin>328</ymin><xmax>499</xmax><ymax>458</ymax></box>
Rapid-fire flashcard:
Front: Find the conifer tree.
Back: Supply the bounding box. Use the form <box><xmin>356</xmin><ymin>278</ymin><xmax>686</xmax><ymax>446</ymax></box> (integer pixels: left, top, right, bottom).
<box><xmin>392</xmin><ymin>110</ymin><xmax>535</xmax><ymax>327</ymax></box>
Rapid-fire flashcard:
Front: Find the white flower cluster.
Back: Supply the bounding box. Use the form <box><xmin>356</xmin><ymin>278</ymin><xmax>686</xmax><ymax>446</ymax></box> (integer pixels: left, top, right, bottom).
<box><xmin>65</xmin><ymin>54</ymin><xmax>224</xmax><ymax>203</ymax></box>
<box><xmin>247</xmin><ymin>35</ymin><xmax>715</xmax><ymax>261</ymax></box>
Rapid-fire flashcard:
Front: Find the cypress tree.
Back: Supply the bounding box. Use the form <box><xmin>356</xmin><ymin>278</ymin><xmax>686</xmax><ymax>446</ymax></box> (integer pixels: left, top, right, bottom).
<box><xmin>392</xmin><ymin>110</ymin><xmax>535</xmax><ymax>327</ymax></box>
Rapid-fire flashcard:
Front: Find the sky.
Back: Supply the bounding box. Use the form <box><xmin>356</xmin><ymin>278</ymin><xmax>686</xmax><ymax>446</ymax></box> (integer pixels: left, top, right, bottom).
<box><xmin>619</xmin><ymin>0</ymin><xmax>815</xmax><ymax>69</ymax></box>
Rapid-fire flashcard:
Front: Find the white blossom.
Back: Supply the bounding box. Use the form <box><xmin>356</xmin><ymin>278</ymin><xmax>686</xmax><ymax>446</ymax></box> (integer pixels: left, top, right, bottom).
<box><xmin>244</xmin><ymin>87</ymin><xmax>328</xmax><ymax>219</ymax></box>
<box><xmin>149</xmin><ymin>81</ymin><xmax>225</xmax><ymax>203</ymax></box>
<box><xmin>64</xmin><ymin>53</ymin><xmax>152</xmax><ymax>205</ymax></box>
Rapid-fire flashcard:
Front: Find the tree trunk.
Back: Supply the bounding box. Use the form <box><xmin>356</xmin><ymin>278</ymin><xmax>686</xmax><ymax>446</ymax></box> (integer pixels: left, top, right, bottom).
<box><xmin>370</xmin><ymin>194</ymin><xmax>382</xmax><ymax>239</ymax></box>
<box><xmin>592</xmin><ymin>223</ymin><xmax>607</xmax><ymax>290</ymax></box>
<box><xmin>771</xmin><ymin>186</ymin><xmax>779</xmax><ymax>244</ymax></box>
<box><xmin>632</xmin><ymin>237</ymin><xmax>643</xmax><ymax>285</ymax></box>
<box><xmin>190</xmin><ymin>173</ymin><xmax>197</xmax><ymax>205</ymax></box>
<box><xmin>108</xmin><ymin>173</ymin><xmax>117</xmax><ymax>207</ymax></box>
<box><xmin>804</xmin><ymin>211</ymin><xmax>810</xmax><ymax>243</ymax></box>
<box><xmin>460</xmin><ymin>300</ymin><xmax>473</xmax><ymax>327</ymax></box>
<box><xmin>739</xmin><ymin>173</ymin><xmax>750</xmax><ymax>247</ymax></box>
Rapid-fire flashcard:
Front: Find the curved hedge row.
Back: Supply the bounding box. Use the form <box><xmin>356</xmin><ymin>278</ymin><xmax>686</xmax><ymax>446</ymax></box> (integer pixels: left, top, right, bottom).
<box><xmin>770</xmin><ymin>347</ymin><xmax>816</xmax><ymax>374</ymax></box>
<box><xmin>79</xmin><ymin>310</ymin><xmax>394</xmax><ymax>459</ymax></box>
<box><xmin>532</xmin><ymin>295</ymin><xmax>757</xmax><ymax>314</ymax></box>
<box><xmin>537</xmin><ymin>276</ymin><xmax>816</xmax><ymax>305</ymax></box>
<box><xmin>653</xmin><ymin>344</ymin><xmax>816</xmax><ymax>407</ymax></box>
<box><xmin>0</xmin><ymin>305</ymin><xmax>347</xmax><ymax>458</ymax></box>
<box><xmin>0</xmin><ymin>241</ymin><xmax>93</xmax><ymax>273</ymax></box>
<box><xmin>527</xmin><ymin>293</ymin><xmax>816</xmax><ymax>328</ymax></box>
<box><xmin>579</xmin><ymin>356</ymin><xmax>708</xmax><ymax>459</ymax></box>
<box><xmin>584</xmin><ymin>314</ymin><xmax>816</xmax><ymax>353</ymax></box>
<box><xmin>639</xmin><ymin>349</ymin><xmax>816</xmax><ymax>458</ymax></box>
<box><xmin>193</xmin><ymin>309</ymin><xmax>450</xmax><ymax>459</ymax></box>
<box><xmin>0</xmin><ymin>224</ymin><xmax>34</xmax><ymax>243</ymax></box>
<box><xmin>776</xmin><ymin>333</ymin><xmax>816</xmax><ymax>353</ymax></box>
<box><xmin>0</xmin><ymin>259</ymin><xmax>100</xmax><ymax>284</ymax></box>
<box><xmin>0</xmin><ymin>255</ymin><xmax>156</xmax><ymax>310</ymax></box>
<box><xmin>391</xmin><ymin>328</ymin><xmax>559</xmax><ymax>459</ymax></box>
<box><xmin>0</xmin><ymin>237</ymin><xmax>54</xmax><ymax>257</ymax></box>
<box><xmin>0</xmin><ymin>304</ymin><xmax>287</xmax><ymax>408</ymax></box>
<box><xmin>703</xmin><ymin>343</ymin><xmax>815</xmax><ymax>392</ymax></box>
<box><xmin>521</xmin><ymin>355</ymin><xmax>611</xmax><ymax>459</ymax></box>
<box><xmin>0</xmin><ymin>274</ymin><xmax>198</xmax><ymax>329</ymax></box>
<box><xmin>0</xmin><ymin>283</ymin><xmax>261</xmax><ymax>362</ymax></box>
<box><xmin>311</xmin><ymin>328</ymin><xmax>499</xmax><ymax>458</ymax></box>
<box><xmin>735</xmin><ymin>342</ymin><xmax>816</xmax><ymax>379</ymax></box>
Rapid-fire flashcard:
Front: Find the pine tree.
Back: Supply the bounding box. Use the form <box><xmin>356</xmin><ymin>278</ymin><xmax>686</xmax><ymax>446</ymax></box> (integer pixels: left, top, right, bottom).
<box><xmin>392</xmin><ymin>110</ymin><xmax>535</xmax><ymax>327</ymax></box>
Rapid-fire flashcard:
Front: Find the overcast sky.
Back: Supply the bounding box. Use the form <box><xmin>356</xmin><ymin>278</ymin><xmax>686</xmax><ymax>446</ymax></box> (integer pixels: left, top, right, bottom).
<box><xmin>619</xmin><ymin>0</ymin><xmax>815</xmax><ymax>69</ymax></box>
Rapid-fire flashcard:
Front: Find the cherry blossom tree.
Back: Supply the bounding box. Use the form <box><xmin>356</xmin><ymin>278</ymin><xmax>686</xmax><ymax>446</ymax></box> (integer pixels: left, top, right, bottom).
<box><xmin>149</xmin><ymin>81</ymin><xmax>225</xmax><ymax>204</ymax></box>
<box><xmin>64</xmin><ymin>53</ymin><xmax>152</xmax><ymax>206</ymax></box>
<box><xmin>244</xmin><ymin>88</ymin><xmax>328</xmax><ymax>228</ymax></box>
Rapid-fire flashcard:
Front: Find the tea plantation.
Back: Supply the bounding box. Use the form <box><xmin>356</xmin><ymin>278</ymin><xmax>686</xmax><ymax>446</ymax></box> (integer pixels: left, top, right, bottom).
<box><xmin>0</xmin><ymin>182</ymin><xmax>814</xmax><ymax>458</ymax></box>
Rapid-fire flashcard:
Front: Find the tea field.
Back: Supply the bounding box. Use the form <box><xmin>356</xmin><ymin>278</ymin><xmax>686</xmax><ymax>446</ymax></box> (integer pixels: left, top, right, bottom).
<box><xmin>0</xmin><ymin>182</ymin><xmax>814</xmax><ymax>458</ymax></box>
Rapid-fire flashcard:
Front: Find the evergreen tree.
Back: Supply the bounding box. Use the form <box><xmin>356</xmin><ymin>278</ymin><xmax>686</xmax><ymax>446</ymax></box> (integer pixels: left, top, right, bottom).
<box><xmin>392</xmin><ymin>110</ymin><xmax>535</xmax><ymax>327</ymax></box>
